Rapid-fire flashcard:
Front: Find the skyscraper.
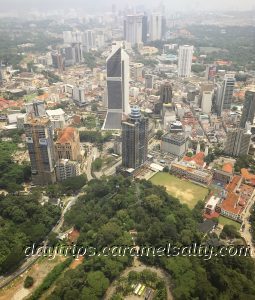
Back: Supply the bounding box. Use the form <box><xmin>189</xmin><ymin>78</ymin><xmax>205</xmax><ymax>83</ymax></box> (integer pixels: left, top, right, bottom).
<box><xmin>122</xmin><ymin>106</ymin><xmax>148</xmax><ymax>169</ymax></box>
<box><xmin>177</xmin><ymin>45</ymin><xmax>194</xmax><ymax>77</ymax></box>
<box><xmin>124</xmin><ymin>15</ymin><xmax>143</xmax><ymax>46</ymax></box>
<box><xmin>24</xmin><ymin>116</ymin><xmax>56</xmax><ymax>185</ymax></box>
<box><xmin>240</xmin><ymin>90</ymin><xmax>255</xmax><ymax>128</ymax></box>
<box><xmin>83</xmin><ymin>30</ymin><xmax>96</xmax><ymax>52</ymax></box>
<box><xmin>0</xmin><ymin>63</ymin><xmax>3</xmax><ymax>86</ymax></box>
<box><xmin>149</xmin><ymin>13</ymin><xmax>162</xmax><ymax>41</ymax></box>
<box><xmin>216</xmin><ymin>74</ymin><xmax>236</xmax><ymax>115</ymax></box>
<box><xmin>160</xmin><ymin>82</ymin><xmax>173</xmax><ymax>104</ymax></box>
<box><xmin>102</xmin><ymin>44</ymin><xmax>130</xmax><ymax>130</ymax></box>
<box><xmin>224</xmin><ymin>127</ymin><xmax>251</xmax><ymax>157</ymax></box>
<box><xmin>51</xmin><ymin>50</ymin><xmax>65</xmax><ymax>73</ymax></box>
<box><xmin>145</xmin><ymin>74</ymin><xmax>154</xmax><ymax>89</ymax></box>
<box><xmin>142</xmin><ymin>15</ymin><xmax>148</xmax><ymax>43</ymax></box>
<box><xmin>201</xmin><ymin>91</ymin><xmax>213</xmax><ymax>114</ymax></box>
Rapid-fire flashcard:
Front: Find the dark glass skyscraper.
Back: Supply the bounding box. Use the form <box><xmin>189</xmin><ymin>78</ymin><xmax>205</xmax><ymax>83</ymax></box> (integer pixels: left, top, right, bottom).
<box><xmin>102</xmin><ymin>44</ymin><xmax>130</xmax><ymax>130</ymax></box>
<box><xmin>160</xmin><ymin>82</ymin><xmax>173</xmax><ymax>104</ymax></box>
<box><xmin>122</xmin><ymin>106</ymin><xmax>148</xmax><ymax>169</ymax></box>
<box><xmin>240</xmin><ymin>90</ymin><xmax>255</xmax><ymax>128</ymax></box>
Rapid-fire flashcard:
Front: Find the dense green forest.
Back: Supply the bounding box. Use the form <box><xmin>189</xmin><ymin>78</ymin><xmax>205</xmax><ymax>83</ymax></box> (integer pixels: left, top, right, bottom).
<box><xmin>0</xmin><ymin>140</ymin><xmax>31</xmax><ymax>192</ymax></box>
<box><xmin>47</xmin><ymin>176</ymin><xmax>255</xmax><ymax>300</ymax></box>
<box><xmin>0</xmin><ymin>192</ymin><xmax>61</xmax><ymax>274</ymax></box>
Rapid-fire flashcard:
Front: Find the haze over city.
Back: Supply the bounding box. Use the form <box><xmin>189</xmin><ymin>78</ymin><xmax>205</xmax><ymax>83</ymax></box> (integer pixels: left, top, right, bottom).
<box><xmin>1</xmin><ymin>0</ymin><xmax>255</xmax><ymax>12</ymax></box>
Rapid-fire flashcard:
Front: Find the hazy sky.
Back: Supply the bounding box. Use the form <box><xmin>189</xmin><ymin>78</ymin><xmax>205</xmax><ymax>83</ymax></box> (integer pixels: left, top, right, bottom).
<box><xmin>0</xmin><ymin>0</ymin><xmax>254</xmax><ymax>12</ymax></box>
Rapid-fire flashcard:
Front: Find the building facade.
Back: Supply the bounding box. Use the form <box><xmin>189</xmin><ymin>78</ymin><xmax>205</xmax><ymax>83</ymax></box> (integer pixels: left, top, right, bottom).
<box><xmin>149</xmin><ymin>14</ymin><xmax>162</xmax><ymax>41</ymax></box>
<box><xmin>55</xmin><ymin>159</ymin><xmax>80</xmax><ymax>182</ymax></box>
<box><xmin>224</xmin><ymin>128</ymin><xmax>251</xmax><ymax>157</ymax></box>
<box><xmin>55</xmin><ymin>127</ymin><xmax>81</xmax><ymax>161</ymax></box>
<box><xmin>122</xmin><ymin>106</ymin><xmax>148</xmax><ymax>169</ymax></box>
<box><xmin>124</xmin><ymin>15</ymin><xmax>143</xmax><ymax>46</ymax></box>
<box><xmin>160</xmin><ymin>82</ymin><xmax>172</xmax><ymax>104</ymax></box>
<box><xmin>102</xmin><ymin>45</ymin><xmax>130</xmax><ymax>130</ymax></box>
<box><xmin>177</xmin><ymin>45</ymin><xmax>194</xmax><ymax>78</ymax></box>
<box><xmin>161</xmin><ymin>132</ymin><xmax>188</xmax><ymax>157</ymax></box>
<box><xmin>240</xmin><ymin>90</ymin><xmax>255</xmax><ymax>128</ymax></box>
<box><xmin>216</xmin><ymin>74</ymin><xmax>236</xmax><ymax>115</ymax></box>
<box><xmin>24</xmin><ymin>117</ymin><xmax>56</xmax><ymax>185</ymax></box>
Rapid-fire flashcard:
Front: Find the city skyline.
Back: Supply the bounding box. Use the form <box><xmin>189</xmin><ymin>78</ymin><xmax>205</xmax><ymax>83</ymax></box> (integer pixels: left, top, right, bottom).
<box><xmin>1</xmin><ymin>0</ymin><xmax>255</xmax><ymax>13</ymax></box>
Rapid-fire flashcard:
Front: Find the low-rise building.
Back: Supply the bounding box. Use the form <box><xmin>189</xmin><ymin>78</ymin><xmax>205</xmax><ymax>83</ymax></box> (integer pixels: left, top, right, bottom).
<box><xmin>161</xmin><ymin>132</ymin><xmax>188</xmax><ymax>157</ymax></box>
<box><xmin>55</xmin><ymin>159</ymin><xmax>80</xmax><ymax>182</ymax></box>
<box><xmin>170</xmin><ymin>161</ymin><xmax>212</xmax><ymax>185</ymax></box>
<box><xmin>213</xmin><ymin>162</ymin><xmax>234</xmax><ymax>184</ymax></box>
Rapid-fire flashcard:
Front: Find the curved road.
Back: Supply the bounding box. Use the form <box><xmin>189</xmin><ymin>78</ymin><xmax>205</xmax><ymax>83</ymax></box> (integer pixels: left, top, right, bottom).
<box><xmin>104</xmin><ymin>259</ymin><xmax>173</xmax><ymax>300</ymax></box>
<box><xmin>0</xmin><ymin>192</ymin><xmax>82</xmax><ymax>289</ymax></box>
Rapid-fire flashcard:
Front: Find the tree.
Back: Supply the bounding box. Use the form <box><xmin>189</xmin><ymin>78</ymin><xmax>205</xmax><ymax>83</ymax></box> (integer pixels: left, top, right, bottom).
<box><xmin>92</xmin><ymin>158</ymin><xmax>103</xmax><ymax>172</ymax></box>
<box><xmin>163</xmin><ymin>166</ymin><xmax>169</xmax><ymax>172</ymax></box>
<box><xmin>220</xmin><ymin>225</ymin><xmax>241</xmax><ymax>239</ymax></box>
<box><xmin>155</xmin><ymin>130</ymin><xmax>164</xmax><ymax>140</ymax></box>
<box><xmin>86</xmin><ymin>271</ymin><xmax>109</xmax><ymax>297</ymax></box>
<box><xmin>24</xmin><ymin>276</ymin><xmax>34</xmax><ymax>288</ymax></box>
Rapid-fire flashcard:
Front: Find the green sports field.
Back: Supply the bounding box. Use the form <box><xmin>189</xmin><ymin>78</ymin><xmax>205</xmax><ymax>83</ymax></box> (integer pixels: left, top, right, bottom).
<box><xmin>218</xmin><ymin>216</ymin><xmax>241</xmax><ymax>230</ymax></box>
<box><xmin>150</xmin><ymin>172</ymin><xmax>209</xmax><ymax>208</ymax></box>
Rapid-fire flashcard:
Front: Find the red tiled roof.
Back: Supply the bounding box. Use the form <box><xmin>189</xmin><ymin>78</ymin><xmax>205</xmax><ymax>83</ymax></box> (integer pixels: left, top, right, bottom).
<box><xmin>225</xmin><ymin>175</ymin><xmax>241</xmax><ymax>193</ymax></box>
<box><xmin>183</xmin><ymin>152</ymin><xmax>205</xmax><ymax>167</ymax></box>
<box><xmin>241</xmin><ymin>168</ymin><xmax>255</xmax><ymax>181</ymax></box>
<box><xmin>222</xmin><ymin>163</ymin><xmax>233</xmax><ymax>174</ymax></box>
<box><xmin>57</xmin><ymin>127</ymin><xmax>76</xmax><ymax>144</ymax></box>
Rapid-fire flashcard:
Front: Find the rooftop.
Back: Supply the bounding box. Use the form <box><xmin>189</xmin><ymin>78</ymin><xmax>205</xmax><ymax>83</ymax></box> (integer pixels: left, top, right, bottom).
<box><xmin>57</xmin><ymin>127</ymin><xmax>76</xmax><ymax>144</ymax></box>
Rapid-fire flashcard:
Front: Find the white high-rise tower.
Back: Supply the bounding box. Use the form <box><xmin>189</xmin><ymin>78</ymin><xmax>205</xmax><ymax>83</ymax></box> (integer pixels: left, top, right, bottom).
<box><xmin>124</xmin><ymin>15</ymin><xmax>143</xmax><ymax>46</ymax></box>
<box><xmin>102</xmin><ymin>44</ymin><xmax>130</xmax><ymax>130</ymax></box>
<box><xmin>149</xmin><ymin>13</ymin><xmax>162</xmax><ymax>41</ymax></box>
<box><xmin>177</xmin><ymin>45</ymin><xmax>194</xmax><ymax>77</ymax></box>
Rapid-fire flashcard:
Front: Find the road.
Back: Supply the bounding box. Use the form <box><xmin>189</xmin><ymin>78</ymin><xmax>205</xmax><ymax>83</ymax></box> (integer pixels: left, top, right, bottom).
<box><xmin>104</xmin><ymin>258</ymin><xmax>173</xmax><ymax>300</ymax></box>
<box><xmin>0</xmin><ymin>192</ymin><xmax>82</xmax><ymax>289</ymax></box>
<box><xmin>84</xmin><ymin>147</ymin><xmax>99</xmax><ymax>181</ymax></box>
<box><xmin>52</xmin><ymin>193</ymin><xmax>83</xmax><ymax>234</ymax></box>
<box><xmin>94</xmin><ymin>158</ymin><xmax>122</xmax><ymax>178</ymax></box>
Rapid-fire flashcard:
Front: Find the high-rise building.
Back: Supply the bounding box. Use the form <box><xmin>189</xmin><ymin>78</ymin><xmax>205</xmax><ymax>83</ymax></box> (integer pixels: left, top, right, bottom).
<box><xmin>122</xmin><ymin>106</ymin><xmax>148</xmax><ymax>169</ymax></box>
<box><xmin>73</xmin><ymin>86</ymin><xmax>86</xmax><ymax>106</ymax></box>
<box><xmin>130</xmin><ymin>63</ymin><xmax>144</xmax><ymax>82</ymax></box>
<box><xmin>72</xmin><ymin>43</ymin><xmax>84</xmax><ymax>64</ymax></box>
<box><xmin>124</xmin><ymin>15</ymin><xmax>143</xmax><ymax>46</ymax></box>
<box><xmin>224</xmin><ymin>127</ymin><xmax>251</xmax><ymax>157</ymax></box>
<box><xmin>142</xmin><ymin>15</ymin><xmax>148</xmax><ymax>43</ymax></box>
<box><xmin>177</xmin><ymin>45</ymin><xmax>193</xmax><ymax>77</ymax></box>
<box><xmin>102</xmin><ymin>45</ymin><xmax>130</xmax><ymax>130</ymax></box>
<box><xmin>51</xmin><ymin>50</ymin><xmax>65</xmax><ymax>73</ymax></box>
<box><xmin>61</xmin><ymin>46</ymin><xmax>76</xmax><ymax>66</ymax></box>
<box><xmin>149</xmin><ymin>13</ymin><xmax>162</xmax><ymax>41</ymax></box>
<box><xmin>24</xmin><ymin>116</ymin><xmax>56</xmax><ymax>185</ymax></box>
<box><xmin>201</xmin><ymin>91</ymin><xmax>213</xmax><ymax>114</ymax></box>
<box><xmin>55</xmin><ymin>127</ymin><xmax>81</xmax><ymax>161</ymax></box>
<box><xmin>205</xmin><ymin>65</ymin><xmax>217</xmax><ymax>81</ymax></box>
<box><xmin>160</xmin><ymin>82</ymin><xmax>172</xmax><ymax>104</ymax></box>
<box><xmin>145</xmin><ymin>74</ymin><xmax>154</xmax><ymax>89</ymax></box>
<box><xmin>240</xmin><ymin>90</ymin><xmax>255</xmax><ymax>128</ymax></box>
<box><xmin>216</xmin><ymin>74</ymin><xmax>236</xmax><ymax>115</ymax></box>
<box><xmin>0</xmin><ymin>63</ymin><xmax>3</xmax><ymax>86</ymax></box>
<box><xmin>83</xmin><ymin>30</ymin><xmax>96</xmax><ymax>52</ymax></box>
